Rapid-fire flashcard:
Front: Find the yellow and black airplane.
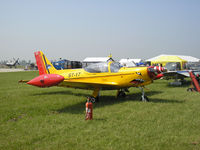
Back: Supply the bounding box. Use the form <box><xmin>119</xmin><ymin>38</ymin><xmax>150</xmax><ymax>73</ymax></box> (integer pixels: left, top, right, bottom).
<box><xmin>24</xmin><ymin>51</ymin><xmax>166</xmax><ymax>102</ymax></box>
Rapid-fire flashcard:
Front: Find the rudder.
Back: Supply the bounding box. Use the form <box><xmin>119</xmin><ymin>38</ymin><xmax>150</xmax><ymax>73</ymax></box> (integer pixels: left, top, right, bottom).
<box><xmin>34</xmin><ymin>51</ymin><xmax>57</xmax><ymax>75</ymax></box>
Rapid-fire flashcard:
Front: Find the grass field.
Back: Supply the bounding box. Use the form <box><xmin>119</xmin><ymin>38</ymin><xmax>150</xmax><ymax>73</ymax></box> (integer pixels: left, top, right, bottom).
<box><xmin>0</xmin><ymin>71</ymin><xmax>200</xmax><ymax>150</ymax></box>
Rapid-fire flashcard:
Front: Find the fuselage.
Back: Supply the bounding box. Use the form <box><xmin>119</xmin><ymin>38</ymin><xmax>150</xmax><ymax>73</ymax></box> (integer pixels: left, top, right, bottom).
<box><xmin>54</xmin><ymin>66</ymin><xmax>152</xmax><ymax>90</ymax></box>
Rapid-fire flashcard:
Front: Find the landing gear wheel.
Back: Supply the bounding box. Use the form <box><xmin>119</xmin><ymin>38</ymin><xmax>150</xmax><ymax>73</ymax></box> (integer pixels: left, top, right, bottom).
<box><xmin>86</xmin><ymin>97</ymin><xmax>96</xmax><ymax>103</ymax></box>
<box><xmin>139</xmin><ymin>87</ymin><xmax>149</xmax><ymax>102</ymax></box>
<box><xmin>187</xmin><ymin>88</ymin><xmax>193</xmax><ymax>92</ymax></box>
<box><xmin>140</xmin><ymin>95</ymin><xmax>149</xmax><ymax>102</ymax></box>
<box><xmin>90</xmin><ymin>97</ymin><xmax>96</xmax><ymax>103</ymax></box>
<box><xmin>117</xmin><ymin>91</ymin><xmax>126</xmax><ymax>98</ymax></box>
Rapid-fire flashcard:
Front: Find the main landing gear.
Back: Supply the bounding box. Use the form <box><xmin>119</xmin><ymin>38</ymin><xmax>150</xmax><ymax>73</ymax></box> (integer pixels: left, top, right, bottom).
<box><xmin>117</xmin><ymin>87</ymin><xmax>149</xmax><ymax>102</ymax></box>
<box><xmin>139</xmin><ymin>87</ymin><xmax>149</xmax><ymax>102</ymax></box>
<box><xmin>86</xmin><ymin>96</ymin><xmax>97</xmax><ymax>103</ymax></box>
<box><xmin>116</xmin><ymin>89</ymin><xmax>126</xmax><ymax>98</ymax></box>
<box><xmin>88</xmin><ymin>87</ymin><xmax>149</xmax><ymax>103</ymax></box>
<box><xmin>116</xmin><ymin>88</ymin><xmax>130</xmax><ymax>98</ymax></box>
<box><xmin>87</xmin><ymin>88</ymin><xmax>100</xmax><ymax>103</ymax></box>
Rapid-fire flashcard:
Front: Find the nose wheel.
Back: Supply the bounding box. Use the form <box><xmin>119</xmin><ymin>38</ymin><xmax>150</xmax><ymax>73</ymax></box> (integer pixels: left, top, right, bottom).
<box><xmin>140</xmin><ymin>95</ymin><xmax>149</xmax><ymax>102</ymax></box>
<box><xmin>139</xmin><ymin>87</ymin><xmax>149</xmax><ymax>102</ymax></box>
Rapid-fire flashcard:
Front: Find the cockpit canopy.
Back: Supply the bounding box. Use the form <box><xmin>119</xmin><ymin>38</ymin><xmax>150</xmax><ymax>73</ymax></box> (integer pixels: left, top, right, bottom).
<box><xmin>84</xmin><ymin>62</ymin><xmax>122</xmax><ymax>73</ymax></box>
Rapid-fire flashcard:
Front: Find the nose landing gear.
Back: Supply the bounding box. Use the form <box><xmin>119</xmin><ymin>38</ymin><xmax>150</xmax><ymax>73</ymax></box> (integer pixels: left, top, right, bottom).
<box><xmin>139</xmin><ymin>87</ymin><xmax>149</xmax><ymax>102</ymax></box>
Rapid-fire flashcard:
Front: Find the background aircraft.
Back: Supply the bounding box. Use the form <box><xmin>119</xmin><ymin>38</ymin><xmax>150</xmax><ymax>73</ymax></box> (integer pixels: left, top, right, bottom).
<box><xmin>5</xmin><ymin>58</ymin><xmax>19</xmax><ymax>68</ymax></box>
<box><xmin>23</xmin><ymin>51</ymin><xmax>166</xmax><ymax>102</ymax></box>
<box><xmin>163</xmin><ymin>62</ymin><xmax>200</xmax><ymax>85</ymax></box>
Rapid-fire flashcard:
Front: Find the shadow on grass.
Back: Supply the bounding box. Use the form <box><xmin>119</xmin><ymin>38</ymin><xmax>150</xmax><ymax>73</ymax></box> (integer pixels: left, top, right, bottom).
<box><xmin>166</xmin><ymin>80</ymin><xmax>191</xmax><ymax>88</ymax></box>
<box><xmin>31</xmin><ymin>90</ymin><xmax>89</xmax><ymax>97</ymax></box>
<box><xmin>32</xmin><ymin>89</ymin><xmax>163</xmax><ymax>98</ymax></box>
<box><xmin>150</xmin><ymin>98</ymin><xmax>184</xmax><ymax>103</ymax></box>
<box><xmin>54</xmin><ymin>90</ymin><xmax>184</xmax><ymax>114</ymax></box>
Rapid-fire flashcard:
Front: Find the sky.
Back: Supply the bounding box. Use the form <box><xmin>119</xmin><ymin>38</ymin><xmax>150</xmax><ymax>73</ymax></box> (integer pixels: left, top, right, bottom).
<box><xmin>0</xmin><ymin>0</ymin><xmax>200</xmax><ymax>61</ymax></box>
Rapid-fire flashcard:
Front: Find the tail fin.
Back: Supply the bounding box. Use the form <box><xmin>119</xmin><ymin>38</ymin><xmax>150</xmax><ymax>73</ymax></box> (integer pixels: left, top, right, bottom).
<box><xmin>34</xmin><ymin>51</ymin><xmax>57</xmax><ymax>75</ymax></box>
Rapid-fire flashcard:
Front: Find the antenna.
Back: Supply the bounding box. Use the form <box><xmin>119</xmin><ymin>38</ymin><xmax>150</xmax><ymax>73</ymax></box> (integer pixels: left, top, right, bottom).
<box><xmin>108</xmin><ymin>53</ymin><xmax>112</xmax><ymax>58</ymax></box>
<box><xmin>108</xmin><ymin>48</ymin><xmax>112</xmax><ymax>58</ymax></box>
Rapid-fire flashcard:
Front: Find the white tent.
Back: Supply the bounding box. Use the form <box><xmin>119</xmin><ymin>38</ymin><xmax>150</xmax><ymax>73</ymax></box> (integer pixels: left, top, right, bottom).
<box><xmin>119</xmin><ymin>59</ymin><xmax>136</xmax><ymax>67</ymax></box>
<box><xmin>146</xmin><ymin>54</ymin><xmax>200</xmax><ymax>63</ymax></box>
<box><xmin>82</xmin><ymin>57</ymin><xmax>114</xmax><ymax>67</ymax></box>
<box><xmin>177</xmin><ymin>55</ymin><xmax>200</xmax><ymax>62</ymax></box>
<box><xmin>83</xmin><ymin>57</ymin><xmax>111</xmax><ymax>62</ymax></box>
<box><xmin>119</xmin><ymin>58</ymin><xmax>143</xmax><ymax>67</ymax></box>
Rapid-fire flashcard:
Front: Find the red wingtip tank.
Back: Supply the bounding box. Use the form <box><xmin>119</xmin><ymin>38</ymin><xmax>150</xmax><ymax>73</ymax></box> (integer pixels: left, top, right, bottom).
<box><xmin>27</xmin><ymin>74</ymin><xmax>64</xmax><ymax>87</ymax></box>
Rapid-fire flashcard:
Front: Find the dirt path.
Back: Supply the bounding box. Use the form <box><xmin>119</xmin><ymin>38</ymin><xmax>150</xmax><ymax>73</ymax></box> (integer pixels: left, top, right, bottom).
<box><xmin>0</xmin><ymin>68</ymin><xmax>25</xmax><ymax>72</ymax></box>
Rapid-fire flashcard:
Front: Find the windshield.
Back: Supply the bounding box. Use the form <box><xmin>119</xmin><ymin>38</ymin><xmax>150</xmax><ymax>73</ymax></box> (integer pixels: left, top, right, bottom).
<box><xmin>84</xmin><ymin>63</ymin><xmax>109</xmax><ymax>73</ymax></box>
<box><xmin>110</xmin><ymin>62</ymin><xmax>122</xmax><ymax>72</ymax></box>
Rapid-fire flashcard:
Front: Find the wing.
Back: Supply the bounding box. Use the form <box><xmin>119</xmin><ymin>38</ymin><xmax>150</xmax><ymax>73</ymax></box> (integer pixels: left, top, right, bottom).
<box><xmin>60</xmin><ymin>77</ymin><xmax>145</xmax><ymax>90</ymax></box>
<box><xmin>176</xmin><ymin>71</ymin><xmax>190</xmax><ymax>77</ymax></box>
<box><xmin>60</xmin><ymin>79</ymin><xmax>120</xmax><ymax>90</ymax></box>
<box><xmin>163</xmin><ymin>71</ymin><xmax>189</xmax><ymax>79</ymax></box>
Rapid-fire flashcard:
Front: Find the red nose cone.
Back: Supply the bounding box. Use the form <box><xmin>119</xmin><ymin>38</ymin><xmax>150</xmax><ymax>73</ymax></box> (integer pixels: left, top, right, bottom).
<box><xmin>148</xmin><ymin>66</ymin><xmax>167</xmax><ymax>80</ymax></box>
<box><xmin>27</xmin><ymin>74</ymin><xmax>64</xmax><ymax>87</ymax></box>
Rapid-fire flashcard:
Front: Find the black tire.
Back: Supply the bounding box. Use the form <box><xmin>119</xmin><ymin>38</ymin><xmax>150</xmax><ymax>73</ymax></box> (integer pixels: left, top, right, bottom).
<box><xmin>117</xmin><ymin>91</ymin><xmax>126</xmax><ymax>98</ymax></box>
<box><xmin>187</xmin><ymin>88</ymin><xmax>192</xmax><ymax>92</ymax></box>
<box><xmin>140</xmin><ymin>95</ymin><xmax>149</xmax><ymax>102</ymax></box>
<box><xmin>90</xmin><ymin>97</ymin><xmax>96</xmax><ymax>103</ymax></box>
<box><xmin>86</xmin><ymin>97</ymin><xmax>96</xmax><ymax>103</ymax></box>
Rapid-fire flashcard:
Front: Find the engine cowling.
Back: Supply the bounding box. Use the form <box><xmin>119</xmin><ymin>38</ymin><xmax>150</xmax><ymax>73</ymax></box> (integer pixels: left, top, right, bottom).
<box><xmin>27</xmin><ymin>74</ymin><xmax>64</xmax><ymax>87</ymax></box>
<box><xmin>147</xmin><ymin>66</ymin><xmax>167</xmax><ymax>79</ymax></box>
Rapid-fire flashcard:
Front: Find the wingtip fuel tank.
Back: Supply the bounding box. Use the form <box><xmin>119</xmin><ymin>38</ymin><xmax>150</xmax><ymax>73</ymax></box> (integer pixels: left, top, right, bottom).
<box><xmin>27</xmin><ymin>74</ymin><xmax>64</xmax><ymax>87</ymax></box>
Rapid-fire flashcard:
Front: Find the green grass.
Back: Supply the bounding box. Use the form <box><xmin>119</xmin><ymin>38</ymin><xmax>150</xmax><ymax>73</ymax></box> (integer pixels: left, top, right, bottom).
<box><xmin>0</xmin><ymin>71</ymin><xmax>200</xmax><ymax>150</ymax></box>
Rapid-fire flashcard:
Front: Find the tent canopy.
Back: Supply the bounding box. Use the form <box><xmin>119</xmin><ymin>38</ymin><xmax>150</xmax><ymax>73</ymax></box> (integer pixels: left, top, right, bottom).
<box><xmin>146</xmin><ymin>55</ymin><xmax>187</xmax><ymax>70</ymax></box>
<box><xmin>150</xmin><ymin>55</ymin><xmax>187</xmax><ymax>64</ymax></box>
<box><xmin>177</xmin><ymin>55</ymin><xmax>200</xmax><ymax>62</ymax></box>
<box><xmin>146</xmin><ymin>54</ymin><xmax>200</xmax><ymax>63</ymax></box>
<box><xmin>146</xmin><ymin>54</ymin><xmax>200</xmax><ymax>70</ymax></box>
<box><xmin>83</xmin><ymin>57</ymin><xmax>111</xmax><ymax>62</ymax></box>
